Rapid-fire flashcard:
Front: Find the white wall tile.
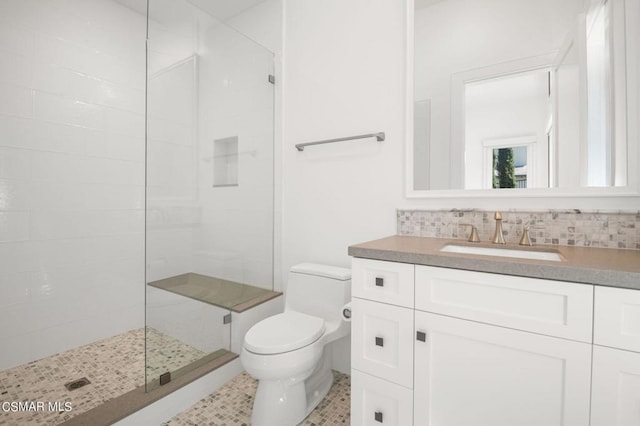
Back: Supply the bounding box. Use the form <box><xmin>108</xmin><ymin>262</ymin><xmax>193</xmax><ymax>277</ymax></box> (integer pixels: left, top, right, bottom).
<box><xmin>30</xmin><ymin>151</ymin><xmax>83</xmax><ymax>182</ymax></box>
<box><xmin>0</xmin><ymin>50</ymin><xmax>32</xmax><ymax>88</ymax></box>
<box><xmin>30</xmin><ymin>267</ymin><xmax>88</xmax><ymax>301</ymax></box>
<box><xmin>29</xmin><ymin>210</ymin><xmax>82</xmax><ymax>240</ymax></box>
<box><xmin>0</xmin><ymin>241</ymin><xmax>37</xmax><ymax>273</ymax></box>
<box><xmin>0</xmin><ymin>332</ymin><xmax>32</xmax><ymax>370</ymax></box>
<box><xmin>104</xmin><ymin>108</ymin><xmax>144</xmax><ymax>138</ymax></box>
<box><xmin>0</xmin><ymin>179</ymin><xmax>32</xmax><ymax>210</ymax></box>
<box><xmin>0</xmin><ymin>84</ymin><xmax>32</xmax><ymax>117</ymax></box>
<box><xmin>30</xmin><ymin>182</ymin><xmax>86</xmax><ymax>210</ymax></box>
<box><xmin>0</xmin><ymin>0</ymin><xmax>146</xmax><ymax>369</ymax></box>
<box><xmin>105</xmin><ymin>133</ymin><xmax>145</xmax><ymax>162</ymax></box>
<box><xmin>32</xmin><ymin>238</ymin><xmax>90</xmax><ymax>270</ymax></box>
<box><xmin>0</xmin><ymin>147</ymin><xmax>31</xmax><ymax>179</ymax></box>
<box><xmin>33</xmin><ymin>35</ymin><xmax>88</xmax><ymax>74</ymax></box>
<box><xmin>34</xmin><ymin>91</ymin><xmax>106</xmax><ymax>129</ymax></box>
<box><xmin>0</xmin><ymin>211</ymin><xmax>29</xmax><ymax>242</ymax></box>
<box><xmin>32</xmin><ymin>120</ymin><xmax>90</xmax><ymax>154</ymax></box>
<box><xmin>0</xmin><ymin>24</ymin><xmax>34</xmax><ymax>56</ymax></box>
<box><xmin>91</xmin><ymin>233</ymin><xmax>144</xmax><ymax>262</ymax></box>
<box><xmin>83</xmin><ymin>183</ymin><xmax>144</xmax><ymax>210</ymax></box>
<box><xmin>0</xmin><ymin>271</ymin><xmax>32</xmax><ymax>307</ymax></box>
<box><xmin>0</xmin><ymin>115</ymin><xmax>34</xmax><ymax>149</ymax></box>
<box><xmin>0</xmin><ymin>302</ymin><xmax>38</xmax><ymax>338</ymax></box>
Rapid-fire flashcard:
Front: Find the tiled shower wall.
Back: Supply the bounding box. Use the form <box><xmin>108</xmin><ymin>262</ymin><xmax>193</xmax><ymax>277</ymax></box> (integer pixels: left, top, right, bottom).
<box><xmin>0</xmin><ymin>0</ymin><xmax>146</xmax><ymax>370</ymax></box>
<box><xmin>398</xmin><ymin>210</ymin><xmax>640</xmax><ymax>250</ymax></box>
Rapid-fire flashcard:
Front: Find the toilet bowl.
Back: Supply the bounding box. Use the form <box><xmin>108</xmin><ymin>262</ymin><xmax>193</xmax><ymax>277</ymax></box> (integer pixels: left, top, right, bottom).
<box><xmin>240</xmin><ymin>263</ymin><xmax>351</xmax><ymax>426</ymax></box>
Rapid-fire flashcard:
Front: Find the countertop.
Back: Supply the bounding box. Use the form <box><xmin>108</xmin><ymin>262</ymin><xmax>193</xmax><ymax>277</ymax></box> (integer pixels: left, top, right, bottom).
<box><xmin>348</xmin><ymin>236</ymin><xmax>640</xmax><ymax>290</ymax></box>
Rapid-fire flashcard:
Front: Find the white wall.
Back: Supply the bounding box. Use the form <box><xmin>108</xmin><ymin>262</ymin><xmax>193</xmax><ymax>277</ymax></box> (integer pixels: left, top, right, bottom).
<box><xmin>282</xmin><ymin>0</ymin><xmax>407</xmax><ymax>373</ymax></box>
<box><xmin>283</xmin><ymin>0</ymin><xmax>406</xmax><ymax>272</ymax></box>
<box><xmin>0</xmin><ymin>0</ymin><xmax>146</xmax><ymax>370</ymax></box>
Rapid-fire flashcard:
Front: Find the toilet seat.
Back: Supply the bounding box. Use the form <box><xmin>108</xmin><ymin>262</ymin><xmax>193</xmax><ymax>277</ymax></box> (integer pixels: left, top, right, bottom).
<box><xmin>244</xmin><ymin>311</ymin><xmax>325</xmax><ymax>355</ymax></box>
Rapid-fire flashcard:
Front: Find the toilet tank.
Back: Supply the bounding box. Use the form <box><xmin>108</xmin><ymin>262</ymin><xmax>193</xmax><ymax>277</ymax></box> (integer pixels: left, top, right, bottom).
<box><xmin>285</xmin><ymin>263</ymin><xmax>351</xmax><ymax>322</ymax></box>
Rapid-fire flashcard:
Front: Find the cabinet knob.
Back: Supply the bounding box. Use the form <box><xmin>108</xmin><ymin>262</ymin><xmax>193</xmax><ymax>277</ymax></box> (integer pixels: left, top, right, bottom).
<box><xmin>375</xmin><ymin>277</ymin><xmax>384</xmax><ymax>287</ymax></box>
<box><xmin>416</xmin><ymin>331</ymin><xmax>426</xmax><ymax>342</ymax></box>
<box><xmin>374</xmin><ymin>411</ymin><xmax>384</xmax><ymax>423</ymax></box>
<box><xmin>375</xmin><ymin>336</ymin><xmax>384</xmax><ymax>347</ymax></box>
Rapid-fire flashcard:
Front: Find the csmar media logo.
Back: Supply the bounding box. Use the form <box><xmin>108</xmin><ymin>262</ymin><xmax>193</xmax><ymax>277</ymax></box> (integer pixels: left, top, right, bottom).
<box><xmin>1</xmin><ymin>401</ymin><xmax>73</xmax><ymax>412</ymax></box>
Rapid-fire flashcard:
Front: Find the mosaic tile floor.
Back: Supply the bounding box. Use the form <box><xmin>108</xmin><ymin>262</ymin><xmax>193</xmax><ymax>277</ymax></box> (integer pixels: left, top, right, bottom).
<box><xmin>0</xmin><ymin>328</ymin><xmax>211</xmax><ymax>426</ymax></box>
<box><xmin>166</xmin><ymin>371</ymin><xmax>351</xmax><ymax>426</ymax></box>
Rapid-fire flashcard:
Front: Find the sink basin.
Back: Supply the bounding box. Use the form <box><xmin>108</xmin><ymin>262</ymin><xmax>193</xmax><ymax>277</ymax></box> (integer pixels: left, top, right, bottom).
<box><xmin>440</xmin><ymin>244</ymin><xmax>563</xmax><ymax>262</ymax></box>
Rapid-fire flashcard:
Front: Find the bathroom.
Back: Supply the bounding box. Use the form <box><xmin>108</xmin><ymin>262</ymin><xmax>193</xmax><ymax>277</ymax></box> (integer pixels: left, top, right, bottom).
<box><xmin>0</xmin><ymin>0</ymin><xmax>639</xmax><ymax>425</ymax></box>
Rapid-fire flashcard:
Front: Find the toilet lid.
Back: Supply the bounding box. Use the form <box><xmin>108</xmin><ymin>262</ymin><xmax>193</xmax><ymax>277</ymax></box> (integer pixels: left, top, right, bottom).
<box><xmin>244</xmin><ymin>311</ymin><xmax>325</xmax><ymax>355</ymax></box>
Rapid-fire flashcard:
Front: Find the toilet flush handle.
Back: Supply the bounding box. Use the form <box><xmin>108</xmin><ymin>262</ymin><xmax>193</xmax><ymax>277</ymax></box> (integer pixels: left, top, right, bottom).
<box><xmin>342</xmin><ymin>307</ymin><xmax>351</xmax><ymax>319</ymax></box>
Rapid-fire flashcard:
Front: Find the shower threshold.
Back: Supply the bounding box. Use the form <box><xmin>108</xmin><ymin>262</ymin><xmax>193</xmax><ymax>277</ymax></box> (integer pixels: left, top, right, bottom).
<box><xmin>147</xmin><ymin>273</ymin><xmax>281</xmax><ymax>312</ymax></box>
<box><xmin>60</xmin><ymin>350</ymin><xmax>237</xmax><ymax>426</ymax></box>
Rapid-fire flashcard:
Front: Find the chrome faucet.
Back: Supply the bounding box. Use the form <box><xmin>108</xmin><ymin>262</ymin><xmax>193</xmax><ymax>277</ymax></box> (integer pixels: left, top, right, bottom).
<box><xmin>492</xmin><ymin>211</ymin><xmax>506</xmax><ymax>244</ymax></box>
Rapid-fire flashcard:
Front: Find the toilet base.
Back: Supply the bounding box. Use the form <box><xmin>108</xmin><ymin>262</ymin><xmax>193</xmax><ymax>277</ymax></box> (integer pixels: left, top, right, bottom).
<box><xmin>304</xmin><ymin>364</ymin><xmax>333</xmax><ymax>419</ymax></box>
<box><xmin>250</xmin><ymin>351</ymin><xmax>333</xmax><ymax>426</ymax></box>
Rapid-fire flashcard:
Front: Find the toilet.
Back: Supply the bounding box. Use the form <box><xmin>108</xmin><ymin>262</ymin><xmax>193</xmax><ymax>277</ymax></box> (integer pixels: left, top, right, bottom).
<box><xmin>240</xmin><ymin>263</ymin><xmax>351</xmax><ymax>426</ymax></box>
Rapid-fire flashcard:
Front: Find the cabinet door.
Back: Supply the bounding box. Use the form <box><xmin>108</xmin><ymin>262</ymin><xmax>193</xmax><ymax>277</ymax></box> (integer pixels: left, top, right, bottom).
<box><xmin>352</xmin><ymin>298</ymin><xmax>414</xmax><ymax>387</ymax></box>
<box><xmin>591</xmin><ymin>345</ymin><xmax>640</xmax><ymax>426</ymax></box>
<box><xmin>414</xmin><ymin>311</ymin><xmax>591</xmax><ymax>426</ymax></box>
<box><xmin>351</xmin><ymin>370</ymin><xmax>413</xmax><ymax>426</ymax></box>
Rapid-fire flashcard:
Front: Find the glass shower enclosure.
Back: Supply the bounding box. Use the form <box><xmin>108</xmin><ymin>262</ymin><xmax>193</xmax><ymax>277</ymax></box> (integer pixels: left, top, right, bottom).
<box><xmin>144</xmin><ymin>0</ymin><xmax>275</xmax><ymax>390</ymax></box>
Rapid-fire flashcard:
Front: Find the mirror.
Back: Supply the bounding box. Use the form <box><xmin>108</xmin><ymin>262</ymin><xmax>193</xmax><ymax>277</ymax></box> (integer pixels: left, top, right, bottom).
<box><xmin>409</xmin><ymin>0</ymin><xmax>638</xmax><ymax>194</ymax></box>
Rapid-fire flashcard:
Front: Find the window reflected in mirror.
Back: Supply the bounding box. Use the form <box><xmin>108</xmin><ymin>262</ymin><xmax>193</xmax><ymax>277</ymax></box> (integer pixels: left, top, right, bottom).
<box><xmin>411</xmin><ymin>0</ymin><xmax>630</xmax><ymax>192</ymax></box>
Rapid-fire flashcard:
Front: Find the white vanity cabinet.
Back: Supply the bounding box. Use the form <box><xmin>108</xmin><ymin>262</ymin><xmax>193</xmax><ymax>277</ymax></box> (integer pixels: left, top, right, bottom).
<box><xmin>351</xmin><ymin>256</ymin><xmax>640</xmax><ymax>426</ymax></box>
<box><xmin>351</xmin><ymin>256</ymin><xmax>617</xmax><ymax>426</ymax></box>
<box><xmin>591</xmin><ymin>286</ymin><xmax>640</xmax><ymax>426</ymax></box>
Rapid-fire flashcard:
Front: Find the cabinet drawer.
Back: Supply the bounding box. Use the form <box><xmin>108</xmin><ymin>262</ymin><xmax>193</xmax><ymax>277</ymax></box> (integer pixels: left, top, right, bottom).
<box><xmin>351</xmin><ymin>370</ymin><xmax>413</xmax><ymax>426</ymax></box>
<box><xmin>352</xmin><ymin>258</ymin><xmax>414</xmax><ymax>308</ymax></box>
<box><xmin>352</xmin><ymin>298</ymin><xmax>413</xmax><ymax>387</ymax></box>
<box><xmin>415</xmin><ymin>265</ymin><xmax>593</xmax><ymax>342</ymax></box>
<box><xmin>594</xmin><ymin>286</ymin><xmax>640</xmax><ymax>352</ymax></box>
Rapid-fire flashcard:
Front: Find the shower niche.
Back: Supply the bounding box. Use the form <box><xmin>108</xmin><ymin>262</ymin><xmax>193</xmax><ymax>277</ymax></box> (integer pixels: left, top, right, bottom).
<box><xmin>145</xmin><ymin>0</ymin><xmax>277</xmax><ymax>390</ymax></box>
<box><xmin>213</xmin><ymin>137</ymin><xmax>239</xmax><ymax>187</ymax></box>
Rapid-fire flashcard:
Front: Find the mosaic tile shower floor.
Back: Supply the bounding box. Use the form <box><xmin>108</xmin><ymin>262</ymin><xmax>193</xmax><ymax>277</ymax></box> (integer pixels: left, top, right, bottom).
<box><xmin>167</xmin><ymin>371</ymin><xmax>351</xmax><ymax>426</ymax></box>
<box><xmin>0</xmin><ymin>328</ymin><xmax>208</xmax><ymax>426</ymax></box>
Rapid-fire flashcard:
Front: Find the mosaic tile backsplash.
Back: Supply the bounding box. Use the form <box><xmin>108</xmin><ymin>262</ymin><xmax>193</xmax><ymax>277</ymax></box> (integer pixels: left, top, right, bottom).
<box><xmin>398</xmin><ymin>210</ymin><xmax>640</xmax><ymax>250</ymax></box>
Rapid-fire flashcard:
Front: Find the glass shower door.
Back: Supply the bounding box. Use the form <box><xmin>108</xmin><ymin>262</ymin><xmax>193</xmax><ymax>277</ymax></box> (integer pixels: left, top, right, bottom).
<box><xmin>145</xmin><ymin>0</ymin><xmax>275</xmax><ymax>391</ymax></box>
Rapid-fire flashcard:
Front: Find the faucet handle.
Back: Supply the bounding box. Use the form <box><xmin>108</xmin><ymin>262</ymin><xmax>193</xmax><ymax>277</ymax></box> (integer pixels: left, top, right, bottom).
<box><xmin>519</xmin><ymin>226</ymin><xmax>533</xmax><ymax>246</ymax></box>
<box><xmin>459</xmin><ymin>223</ymin><xmax>480</xmax><ymax>242</ymax></box>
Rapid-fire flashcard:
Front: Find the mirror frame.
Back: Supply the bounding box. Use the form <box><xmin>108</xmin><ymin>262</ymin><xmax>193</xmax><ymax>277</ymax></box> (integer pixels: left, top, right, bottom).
<box><xmin>405</xmin><ymin>0</ymin><xmax>640</xmax><ymax>198</ymax></box>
